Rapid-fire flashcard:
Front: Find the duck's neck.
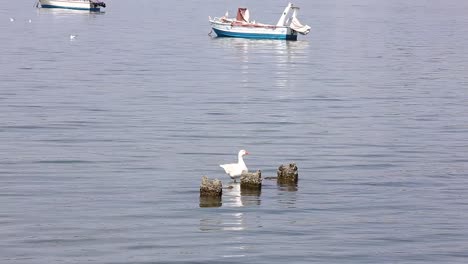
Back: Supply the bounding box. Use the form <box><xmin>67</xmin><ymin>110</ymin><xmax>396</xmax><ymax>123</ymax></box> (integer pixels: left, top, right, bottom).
<box><xmin>238</xmin><ymin>154</ymin><xmax>246</xmax><ymax>168</ymax></box>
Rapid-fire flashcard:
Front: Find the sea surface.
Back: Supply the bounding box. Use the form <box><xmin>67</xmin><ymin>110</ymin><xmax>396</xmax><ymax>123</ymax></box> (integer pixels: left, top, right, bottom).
<box><xmin>1</xmin><ymin>0</ymin><xmax>468</xmax><ymax>263</ymax></box>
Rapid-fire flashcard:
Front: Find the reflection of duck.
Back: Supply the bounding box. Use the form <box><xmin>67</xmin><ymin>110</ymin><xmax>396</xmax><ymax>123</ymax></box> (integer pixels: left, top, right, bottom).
<box><xmin>223</xmin><ymin>182</ymin><xmax>243</xmax><ymax>207</ymax></box>
<box><xmin>200</xmin><ymin>183</ymin><xmax>245</xmax><ymax>232</ymax></box>
<box><xmin>223</xmin><ymin>212</ymin><xmax>245</xmax><ymax>231</ymax></box>
<box><xmin>199</xmin><ymin>212</ymin><xmax>245</xmax><ymax>232</ymax></box>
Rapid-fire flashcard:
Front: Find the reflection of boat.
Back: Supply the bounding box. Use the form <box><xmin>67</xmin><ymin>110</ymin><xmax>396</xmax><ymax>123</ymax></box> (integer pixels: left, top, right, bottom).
<box><xmin>211</xmin><ymin>37</ymin><xmax>310</xmax><ymax>66</ymax></box>
<box><xmin>37</xmin><ymin>7</ymin><xmax>105</xmax><ymax>16</ymax></box>
<box><xmin>38</xmin><ymin>0</ymin><xmax>106</xmax><ymax>11</ymax></box>
<box><xmin>209</xmin><ymin>3</ymin><xmax>310</xmax><ymax>41</ymax></box>
<box><xmin>212</xmin><ymin>38</ymin><xmax>310</xmax><ymax>55</ymax></box>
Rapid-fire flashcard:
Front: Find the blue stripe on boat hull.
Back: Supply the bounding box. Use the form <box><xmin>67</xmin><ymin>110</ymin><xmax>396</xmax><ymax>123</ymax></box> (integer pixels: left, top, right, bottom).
<box><xmin>213</xmin><ymin>28</ymin><xmax>297</xmax><ymax>41</ymax></box>
<box><xmin>40</xmin><ymin>5</ymin><xmax>100</xmax><ymax>11</ymax></box>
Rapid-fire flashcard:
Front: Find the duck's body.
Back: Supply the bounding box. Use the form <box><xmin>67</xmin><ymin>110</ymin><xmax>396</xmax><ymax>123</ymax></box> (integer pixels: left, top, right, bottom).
<box><xmin>220</xmin><ymin>150</ymin><xmax>249</xmax><ymax>182</ymax></box>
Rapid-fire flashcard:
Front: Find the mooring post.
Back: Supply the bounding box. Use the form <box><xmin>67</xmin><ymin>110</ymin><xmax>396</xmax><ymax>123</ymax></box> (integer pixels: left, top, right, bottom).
<box><xmin>199</xmin><ymin>176</ymin><xmax>223</xmax><ymax>207</ymax></box>
<box><xmin>240</xmin><ymin>170</ymin><xmax>262</xmax><ymax>190</ymax></box>
<box><xmin>200</xmin><ymin>176</ymin><xmax>223</xmax><ymax>197</ymax></box>
<box><xmin>277</xmin><ymin>163</ymin><xmax>298</xmax><ymax>183</ymax></box>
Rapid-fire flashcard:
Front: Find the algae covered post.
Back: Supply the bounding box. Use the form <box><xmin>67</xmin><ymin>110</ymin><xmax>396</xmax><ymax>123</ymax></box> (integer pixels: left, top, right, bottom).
<box><xmin>199</xmin><ymin>176</ymin><xmax>223</xmax><ymax>207</ymax></box>
<box><xmin>277</xmin><ymin>163</ymin><xmax>299</xmax><ymax>183</ymax></box>
<box><xmin>200</xmin><ymin>176</ymin><xmax>223</xmax><ymax>197</ymax></box>
<box><xmin>240</xmin><ymin>170</ymin><xmax>262</xmax><ymax>189</ymax></box>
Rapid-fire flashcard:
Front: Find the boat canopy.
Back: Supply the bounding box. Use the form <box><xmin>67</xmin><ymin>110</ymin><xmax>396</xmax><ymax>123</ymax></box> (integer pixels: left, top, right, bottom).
<box><xmin>236</xmin><ymin>8</ymin><xmax>250</xmax><ymax>23</ymax></box>
<box><xmin>290</xmin><ymin>17</ymin><xmax>311</xmax><ymax>35</ymax></box>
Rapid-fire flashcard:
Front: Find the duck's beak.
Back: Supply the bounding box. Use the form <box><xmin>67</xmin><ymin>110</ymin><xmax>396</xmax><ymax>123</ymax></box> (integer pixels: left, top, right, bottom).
<box><xmin>245</xmin><ymin>151</ymin><xmax>249</xmax><ymax>155</ymax></box>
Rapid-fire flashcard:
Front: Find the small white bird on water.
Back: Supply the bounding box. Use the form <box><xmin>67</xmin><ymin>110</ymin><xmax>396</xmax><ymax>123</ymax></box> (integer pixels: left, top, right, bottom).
<box><xmin>220</xmin><ymin>149</ymin><xmax>249</xmax><ymax>182</ymax></box>
<box><xmin>9</xmin><ymin>17</ymin><xmax>15</xmax><ymax>22</ymax></box>
<box><xmin>69</xmin><ymin>34</ymin><xmax>77</xmax><ymax>40</ymax></box>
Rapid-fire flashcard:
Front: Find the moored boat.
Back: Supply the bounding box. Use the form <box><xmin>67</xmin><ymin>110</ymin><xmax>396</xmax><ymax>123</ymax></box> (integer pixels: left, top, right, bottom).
<box><xmin>38</xmin><ymin>0</ymin><xmax>106</xmax><ymax>11</ymax></box>
<box><xmin>209</xmin><ymin>3</ymin><xmax>310</xmax><ymax>41</ymax></box>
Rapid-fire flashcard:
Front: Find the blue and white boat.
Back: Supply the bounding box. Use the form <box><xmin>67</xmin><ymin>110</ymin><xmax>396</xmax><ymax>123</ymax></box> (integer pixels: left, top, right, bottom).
<box><xmin>209</xmin><ymin>3</ymin><xmax>310</xmax><ymax>41</ymax></box>
<box><xmin>38</xmin><ymin>0</ymin><xmax>106</xmax><ymax>11</ymax></box>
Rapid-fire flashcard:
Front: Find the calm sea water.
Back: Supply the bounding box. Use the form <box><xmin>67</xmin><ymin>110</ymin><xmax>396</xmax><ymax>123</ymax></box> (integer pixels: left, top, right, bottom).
<box><xmin>1</xmin><ymin>0</ymin><xmax>468</xmax><ymax>263</ymax></box>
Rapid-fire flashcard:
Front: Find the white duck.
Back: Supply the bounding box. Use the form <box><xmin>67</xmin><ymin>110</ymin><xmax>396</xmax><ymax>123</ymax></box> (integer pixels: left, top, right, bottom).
<box><xmin>220</xmin><ymin>149</ymin><xmax>249</xmax><ymax>182</ymax></box>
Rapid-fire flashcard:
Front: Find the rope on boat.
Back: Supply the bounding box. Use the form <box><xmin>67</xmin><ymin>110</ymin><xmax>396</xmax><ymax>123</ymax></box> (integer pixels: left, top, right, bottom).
<box><xmin>208</xmin><ymin>29</ymin><xmax>213</xmax><ymax>37</ymax></box>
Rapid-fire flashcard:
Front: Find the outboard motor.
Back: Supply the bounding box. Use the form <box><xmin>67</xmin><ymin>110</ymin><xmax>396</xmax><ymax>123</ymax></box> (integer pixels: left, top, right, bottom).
<box><xmin>90</xmin><ymin>0</ymin><xmax>106</xmax><ymax>8</ymax></box>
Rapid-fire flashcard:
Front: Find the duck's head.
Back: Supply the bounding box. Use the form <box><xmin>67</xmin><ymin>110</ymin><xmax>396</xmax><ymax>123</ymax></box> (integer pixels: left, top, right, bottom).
<box><xmin>239</xmin><ymin>149</ymin><xmax>249</xmax><ymax>156</ymax></box>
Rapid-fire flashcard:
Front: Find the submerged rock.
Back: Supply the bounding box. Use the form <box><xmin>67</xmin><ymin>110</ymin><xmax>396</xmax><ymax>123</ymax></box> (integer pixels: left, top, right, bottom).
<box><xmin>277</xmin><ymin>163</ymin><xmax>298</xmax><ymax>183</ymax></box>
<box><xmin>200</xmin><ymin>176</ymin><xmax>223</xmax><ymax>197</ymax></box>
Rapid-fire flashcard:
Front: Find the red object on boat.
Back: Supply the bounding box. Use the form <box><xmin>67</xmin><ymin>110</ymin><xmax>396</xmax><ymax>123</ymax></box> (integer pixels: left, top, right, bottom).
<box><xmin>236</xmin><ymin>8</ymin><xmax>249</xmax><ymax>22</ymax></box>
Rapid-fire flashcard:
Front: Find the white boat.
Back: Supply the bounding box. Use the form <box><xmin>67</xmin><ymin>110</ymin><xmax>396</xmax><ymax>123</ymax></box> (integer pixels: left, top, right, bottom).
<box><xmin>38</xmin><ymin>0</ymin><xmax>106</xmax><ymax>11</ymax></box>
<box><xmin>209</xmin><ymin>3</ymin><xmax>310</xmax><ymax>41</ymax></box>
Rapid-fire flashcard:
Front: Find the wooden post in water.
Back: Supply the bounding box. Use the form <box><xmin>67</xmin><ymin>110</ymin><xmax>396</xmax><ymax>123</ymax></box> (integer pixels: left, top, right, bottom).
<box><xmin>200</xmin><ymin>176</ymin><xmax>222</xmax><ymax>197</ymax></box>
<box><xmin>240</xmin><ymin>170</ymin><xmax>262</xmax><ymax>190</ymax></box>
<box><xmin>277</xmin><ymin>163</ymin><xmax>298</xmax><ymax>183</ymax></box>
<box><xmin>199</xmin><ymin>176</ymin><xmax>222</xmax><ymax>207</ymax></box>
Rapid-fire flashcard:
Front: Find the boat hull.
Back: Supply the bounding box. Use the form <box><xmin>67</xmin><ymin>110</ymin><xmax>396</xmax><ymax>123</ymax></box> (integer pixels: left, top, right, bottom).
<box><xmin>210</xmin><ymin>21</ymin><xmax>298</xmax><ymax>41</ymax></box>
<box><xmin>39</xmin><ymin>0</ymin><xmax>101</xmax><ymax>11</ymax></box>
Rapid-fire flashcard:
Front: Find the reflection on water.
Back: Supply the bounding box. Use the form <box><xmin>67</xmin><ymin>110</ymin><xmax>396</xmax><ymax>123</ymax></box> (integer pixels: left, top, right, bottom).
<box><xmin>199</xmin><ymin>212</ymin><xmax>246</xmax><ymax>232</ymax></box>
<box><xmin>278</xmin><ymin>182</ymin><xmax>298</xmax><ymax>192</ymax></box>
<box><xmin>223</xmin><ymin>182</ymin><xmax>243</xmax><ymax>207</ymax></box>
<box><xmin>199</xmin><ymin>195</ymin><xmax>222</xmax><ymax>208</ymax></box>
<box><xmin>211</xmin><ymin>37</ymin><xmax>309</xmax><ymax>89</ymax></box>
<box><xmin>199</xmin><ymin>217</ymin><xmax>222</xmax><ymax>232</ymax></box>
<box><xmin>240</xmin><ymin>187</ymin><xmax>261</xmax><ymax>206</ymax></box>
<box><xmin>211</xmin><ymin>37</ymin><xmax>309</xmax><ymax>63</ymax></box>
<box><xmin>37</xmin><ymin>8</ymin><xmax>105</xmax><ymax>18</ymax></box>
<box><xmin>199</xmin><ymin>182</ymin><xmax>263</xmax><ymax>208</ymax></box>
<box><xmin>223</xmin><ymin>182</ymin><xmax>262</xmax><ymax>207</ymax></box>
<box><xmin>221</xmin><ymin>212</ymin><xmax>245</xmax><ymax>231</ymax></box>
<box><xmin>199</xmin><ymin>182</ymin><xmax>262</xmax><ymax>234</ymax></box>
<box><xmin>277</xmin><ymin>182</ymin><xmax>298</xmax><ymax>208</ymax></box>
